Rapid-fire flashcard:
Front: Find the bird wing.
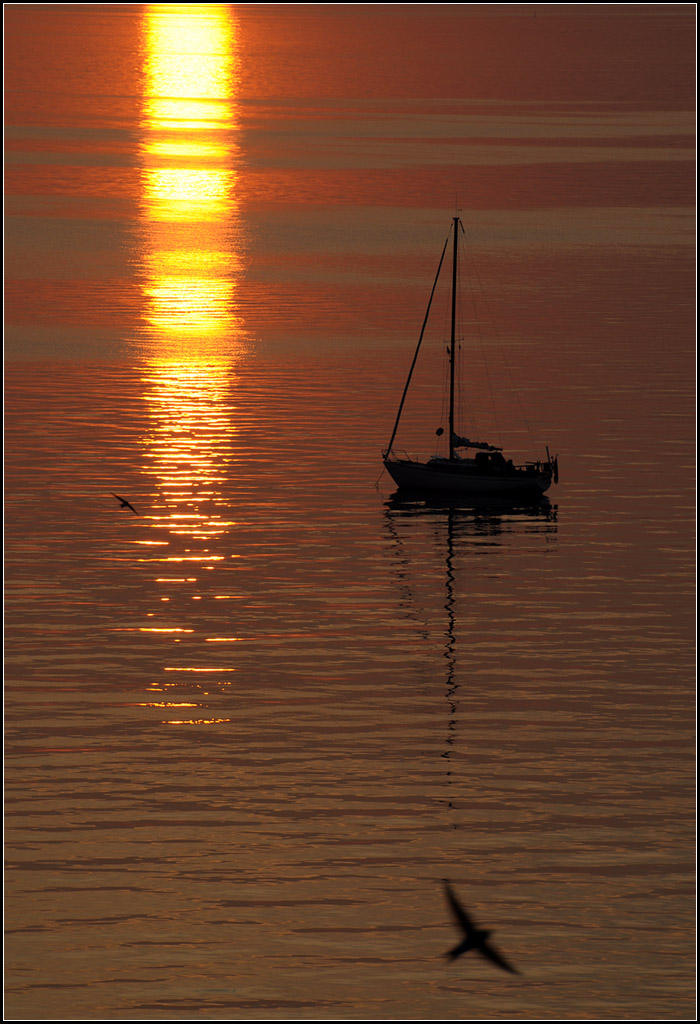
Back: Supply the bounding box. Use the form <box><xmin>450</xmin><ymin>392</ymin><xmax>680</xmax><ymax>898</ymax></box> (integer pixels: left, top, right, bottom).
<box><xmin>481</xmin><ymin>940</ymin><xmax>519</xmax><ymax>975</ymax></box>
<box><xmin>443</xmin><ymin>881</ymin><xmax>476</xmax><ymax>936</ymax></box>
<box><xmin>112</xmin><ymin>494</ymin><xmax>139</xmax><ymax>514</ymax></box>
<box><xmin>445</xmin><ymin>938</ymin><xmax>473</xmax><ymax>961</ymax></box>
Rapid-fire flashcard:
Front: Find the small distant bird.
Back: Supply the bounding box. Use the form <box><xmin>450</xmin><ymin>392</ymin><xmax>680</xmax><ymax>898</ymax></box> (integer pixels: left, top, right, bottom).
<box><xmin>112</xmin><ymin>493</ymin><xmax>139</xmax><ymax>515</ymax></box>
<box><xmin>443</xmin><ymin>880</ymin><xmax>519</xmax><ymax>974</ymax></box>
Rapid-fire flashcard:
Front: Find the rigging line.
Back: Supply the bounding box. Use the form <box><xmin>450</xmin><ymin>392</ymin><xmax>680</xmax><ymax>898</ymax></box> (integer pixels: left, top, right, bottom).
<box><xmin>455</xmin><ymin>235</ymin><xmax>480</xmax><ymax>440</ymax></box>
<box><xmin>440</xmin><ymin>253</ymin><xmax>453</xmax><ymax>452</ymax></box>
<box><xmin>454</xmin><ymin>216</ymin><xmax>475</xmax><ymax>440</ymax></box>
<box><xmin>439</xmin><ymin>330</ymin><xmax>450</xmax><ymax>457</ymax></box>
<box><xmin>457</xmin><ymin>255</ymin><xmax>473</xmax><ymax>437</ymax></box>
<box><xmin>384</xmin><ymin>228</ymin><xmax>450</xmax><ymax>457</ymax></box>
<box><xmin>457</xmin><ymin>308</ymin><xmax>473</xmax><ymax>438</ymax></box>
<box><xmin>454</xmin><ymin>268</ymin><xmax>465</xmax><ymax>434</ymax></box>
<box><xmin>462</xmin><ymin>234</ymin><xmax>538</xmax><ymax>452</ymax></box>
<box><xmin>439</xmin><ymin>254</ymin><xmax>451</xmax><ymax>453</ymax></box>
<box><xmin>461</xmin><ymin>230</ymin><xmax>501</xmax><ymax>447</ymax></box>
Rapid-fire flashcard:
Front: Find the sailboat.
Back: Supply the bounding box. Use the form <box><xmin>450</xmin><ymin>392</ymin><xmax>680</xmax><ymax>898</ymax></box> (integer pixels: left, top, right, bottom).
<box><xmin>382</xmin><ymin>216</ymin><xmax>558</xmax><ymax>499</ymax></box>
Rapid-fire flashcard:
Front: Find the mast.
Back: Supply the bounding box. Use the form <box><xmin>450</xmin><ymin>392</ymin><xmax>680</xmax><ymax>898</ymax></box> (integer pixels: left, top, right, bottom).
<box><xmin>448</xmin><ymin>216</ymin><xmax>459</xmax><ymax>461</ymax></box>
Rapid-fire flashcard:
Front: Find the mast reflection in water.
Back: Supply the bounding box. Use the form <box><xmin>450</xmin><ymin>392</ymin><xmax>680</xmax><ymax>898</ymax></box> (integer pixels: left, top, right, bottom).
<box><xmin>384</xmin><ymin>495</ymin><xmax>558</xmax><ymax>817</ymax></box>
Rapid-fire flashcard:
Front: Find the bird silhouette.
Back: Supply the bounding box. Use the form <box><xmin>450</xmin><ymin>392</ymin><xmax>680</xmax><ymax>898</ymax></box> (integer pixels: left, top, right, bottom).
<box><xmin>443</xmin><ymin>880</ymin><xmax>519</xmax><ymax>974</ymax></box>
<box><xmin>112</xmin><ymin>493</ymin><xmax>139</xmax><ymax>515</ymax></box>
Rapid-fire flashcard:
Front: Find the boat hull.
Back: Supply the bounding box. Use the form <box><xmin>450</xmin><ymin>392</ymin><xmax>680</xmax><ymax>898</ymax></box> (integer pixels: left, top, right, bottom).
<box><xmin>384</xmin><ymin>458</ymin><xmax>552</xmax><ymax>498</ymax></box>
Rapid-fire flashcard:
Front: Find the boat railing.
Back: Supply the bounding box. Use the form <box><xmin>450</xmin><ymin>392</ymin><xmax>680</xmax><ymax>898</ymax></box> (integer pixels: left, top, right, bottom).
<box><xmin>384</xmin><ymin>448</ymin><xmax>413</xmax><ymax>463</ymax></box>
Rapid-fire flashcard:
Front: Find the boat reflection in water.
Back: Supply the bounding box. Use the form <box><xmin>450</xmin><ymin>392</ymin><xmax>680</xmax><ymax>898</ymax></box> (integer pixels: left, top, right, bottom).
<box><xmin>383</xmin><ymin>493</ymin><xmax>558</xmax><ymax>815</ymax></box>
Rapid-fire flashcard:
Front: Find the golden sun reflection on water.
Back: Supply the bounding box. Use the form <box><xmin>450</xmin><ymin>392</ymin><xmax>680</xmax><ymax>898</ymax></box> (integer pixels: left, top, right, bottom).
<box><xmin>139</xmin><ymin>3</ymin><xmax>243</xmax><ymax>346</ymax></box>
<box><xmin>133</xmin><ymin>357</ymin><xmax>244</xmax><ymax>708</ymax></box>
<box><xmin>139</xmin><ymin>359</ymin><xmax>237</xmax><ymax>528</ymax></box>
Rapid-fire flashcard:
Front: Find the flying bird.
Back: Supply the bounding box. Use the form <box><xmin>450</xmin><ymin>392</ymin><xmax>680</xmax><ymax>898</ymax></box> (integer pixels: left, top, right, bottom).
<box><xmin>443</xmin><ymin>880</ymin><xmax>519</xmax><ymax>974</ymax></box>
<box><xmin>112</xmin><ymin>493</ymin><xmax>139</xmax><ymax>515</ymax></box>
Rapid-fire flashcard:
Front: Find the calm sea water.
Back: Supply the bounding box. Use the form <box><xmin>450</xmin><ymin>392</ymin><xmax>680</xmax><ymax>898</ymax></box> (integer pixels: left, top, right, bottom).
<box><xmin>4</xmin><ymin>5</ymin><xmax>695</xmax><ymax>1021</ymax></box>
